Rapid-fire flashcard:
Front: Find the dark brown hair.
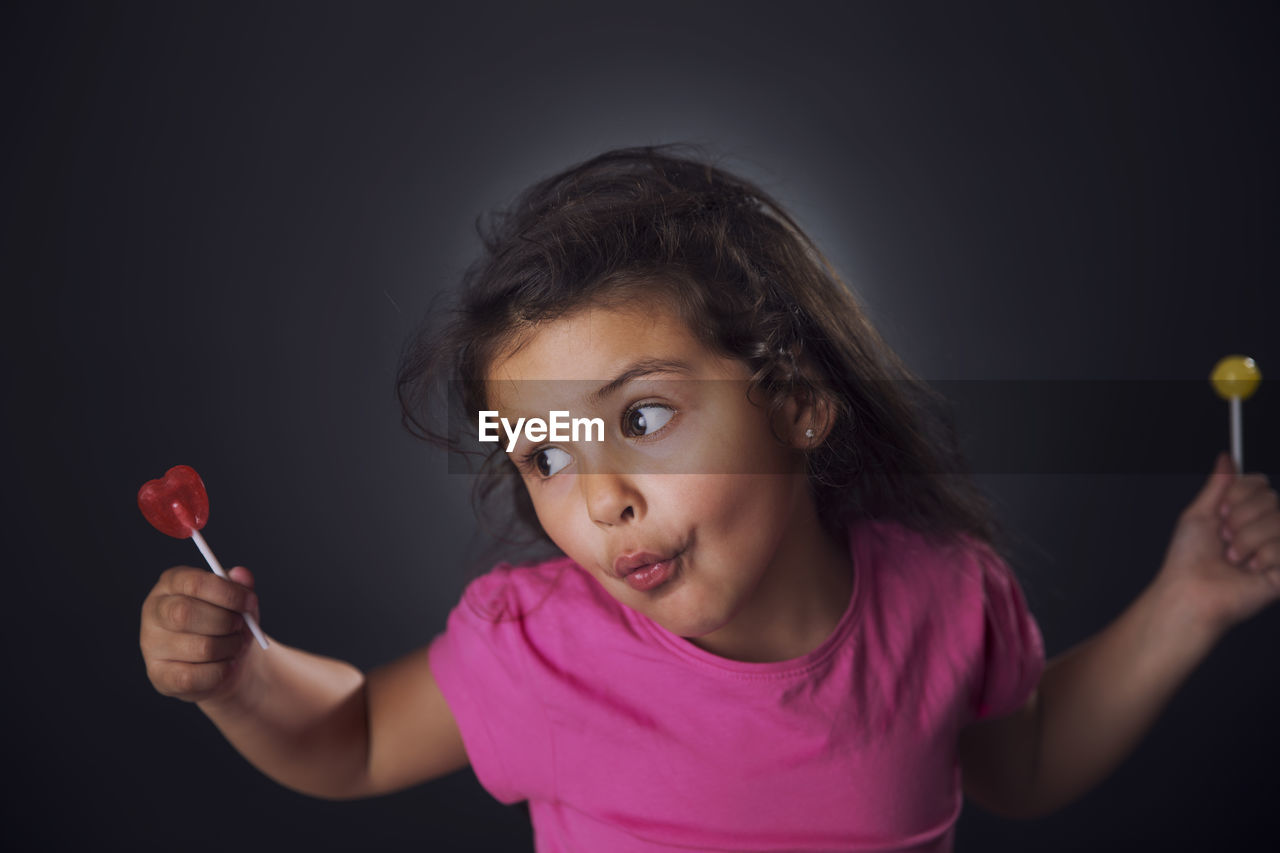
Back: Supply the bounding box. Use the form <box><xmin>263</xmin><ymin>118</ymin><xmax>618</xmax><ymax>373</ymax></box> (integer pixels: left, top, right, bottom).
<box><xmin>397</xmin><ymin>144</ymin><xmax>1010</xmax><ymax>561</ymax></box>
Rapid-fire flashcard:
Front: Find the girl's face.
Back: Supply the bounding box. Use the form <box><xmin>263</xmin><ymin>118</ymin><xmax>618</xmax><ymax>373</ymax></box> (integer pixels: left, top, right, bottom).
<box><xmin>486</xmin><ymin>299</ymin><xmax>845</xmax><ymax>653</ymax></box>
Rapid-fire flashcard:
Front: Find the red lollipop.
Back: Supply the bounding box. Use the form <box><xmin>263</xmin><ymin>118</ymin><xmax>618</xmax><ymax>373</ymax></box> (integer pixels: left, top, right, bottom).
<box><xmin>138</xmin><ymin>465</ymin><xmax>209</xmax><ymax>538</ymax></box>
<box><xmin>138</xmin><ymin>465</ymin><xmax>268</xmax><ymax>650</ymax></box>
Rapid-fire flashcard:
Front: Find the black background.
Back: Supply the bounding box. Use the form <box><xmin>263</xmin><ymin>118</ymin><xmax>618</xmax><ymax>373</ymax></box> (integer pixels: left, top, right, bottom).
<box><xmin>4</xmin><ymin>1</ymin><xmax>1278</xmax><ymax>850</ymax></box>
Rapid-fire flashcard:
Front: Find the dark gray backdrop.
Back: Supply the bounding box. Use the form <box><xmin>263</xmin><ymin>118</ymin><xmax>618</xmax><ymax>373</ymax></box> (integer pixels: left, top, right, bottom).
<box><xmin>5</xmin><ymin>1</ymin><xmax>1278</xmax><ymax>850</ymax></box>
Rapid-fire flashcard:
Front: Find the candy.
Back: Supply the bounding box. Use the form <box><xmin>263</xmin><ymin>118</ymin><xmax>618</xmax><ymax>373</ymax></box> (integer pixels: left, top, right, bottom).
<box><xmin>1210</xmin><ymin>355</ymin><xmax>1261</xmax><ymax>401</ymax></box>
<box><xmin>138</xmin><ymin>465</ymin><xmax>269</xmax><ymax>650</ymax></box>
<box><xmin>1209</xmin><ymin>356</ymin><xmax>1261</xmax><ymax>474</ymax></box>
<box><xmin>137</xmin><ymin>465</ymin><xmax>209</xmax><ymax>538</ymax></box>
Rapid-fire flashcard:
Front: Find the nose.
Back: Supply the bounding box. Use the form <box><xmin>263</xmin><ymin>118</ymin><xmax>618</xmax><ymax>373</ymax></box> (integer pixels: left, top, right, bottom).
<box><xmin>582</xmin><ymin>472</ymin><xmax>643</xmax><ymax>528</ymax></box>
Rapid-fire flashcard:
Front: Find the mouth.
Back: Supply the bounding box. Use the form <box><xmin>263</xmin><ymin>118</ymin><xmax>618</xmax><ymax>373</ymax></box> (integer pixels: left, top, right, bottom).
<box><xmin>612</xmin><ymin>550</ymin><xmax>679</xmax><ymax>578</ymax></box>
<box><xmin>612</xmin><ymin>548</ymin><xmax>684</xmax><ymax>593</ymax></box>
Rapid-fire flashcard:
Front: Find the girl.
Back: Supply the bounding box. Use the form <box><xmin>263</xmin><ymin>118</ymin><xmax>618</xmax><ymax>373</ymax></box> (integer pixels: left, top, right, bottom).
<box><xmin>140</xmin><ymin>146</ymin><xmax>1280</xmax><ymax>851</ymax></box>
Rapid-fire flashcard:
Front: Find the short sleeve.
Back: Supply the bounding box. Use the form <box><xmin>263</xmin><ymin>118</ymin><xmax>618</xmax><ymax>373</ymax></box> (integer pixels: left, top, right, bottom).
<box><xmin>967</xmin><ymin>542</ymin><xmax>1045</xmax><ymax>722</ymax></box>
<box><xmin>426</xmin><ymin>565</ymin><xmax>556</xmax><ymax>804</ymax></box>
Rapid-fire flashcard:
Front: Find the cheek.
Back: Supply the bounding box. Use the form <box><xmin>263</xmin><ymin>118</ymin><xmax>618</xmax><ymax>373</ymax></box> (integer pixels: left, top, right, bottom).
<box><xmin>715</xmin><ymin>478</ymin><xmax>802</xmax><ymax>576</ymax></box>
<box><xmin>692</xmin><ymin>399</ymin><xmax>800</xmax><ymax>477</ymax></box>
<box><xmin>526</xmin><ymin>477</ymin><xmax>589</xmax><ymax>548</ymax></box>
<box><xmin>682</xmin><ymin>473</ymin><xmax>799</xmax><ymax>536</ymax></box>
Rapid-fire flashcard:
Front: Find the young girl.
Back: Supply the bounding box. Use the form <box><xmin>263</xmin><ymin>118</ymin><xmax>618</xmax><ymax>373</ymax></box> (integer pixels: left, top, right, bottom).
<box><xmin>139</xmin><ymin>146</ymin><xmax>1280</xmax><ymax>851</ymax></box>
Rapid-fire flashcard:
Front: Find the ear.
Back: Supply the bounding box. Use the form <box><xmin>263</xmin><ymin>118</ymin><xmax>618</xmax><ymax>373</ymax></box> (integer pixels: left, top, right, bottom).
<box><xmin>778</xmin><ymin>384</ymin><xmax>837</xmax><ymax>450</ymax></box>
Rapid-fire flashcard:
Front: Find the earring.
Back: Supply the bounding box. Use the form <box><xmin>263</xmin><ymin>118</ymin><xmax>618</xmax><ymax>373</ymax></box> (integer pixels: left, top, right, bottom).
<box><xmin>805</xmin><ymin>428</ymin><xmax>816</xmax><ymax>439</ymax></box>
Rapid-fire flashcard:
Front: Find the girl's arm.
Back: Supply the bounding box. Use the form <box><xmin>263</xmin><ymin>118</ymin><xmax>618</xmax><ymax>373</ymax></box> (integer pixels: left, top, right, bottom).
<box><xmin>960</xmin><ymin>455</ymin><xmax>1280</xmax><ymax>818</ymax></box>
<box><xmin>198</xmin><ymin>641</ymin><xmax>470</xmax><ymax>800</ymax></box>
<box><xmin>958</xmin><ymin>580</ymin><xmax>1215</xmax><ymax>818</ymax></box>
<box><xmin>142</xmin><ymin>565</ymin><xmax>469</xmax><ymax>800</ymax></box>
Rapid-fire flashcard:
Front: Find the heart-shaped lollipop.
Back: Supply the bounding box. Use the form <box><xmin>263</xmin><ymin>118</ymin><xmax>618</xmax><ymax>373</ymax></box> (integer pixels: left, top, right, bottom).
<box><xmin>138</xmin><ymin>465</ymin><xmax>209</xmax><ymax>538</ymax></box>
<box><xmin>138</xmin><ymin>465</ymin><xmax>268</xmax><ymax>650</ymax></box>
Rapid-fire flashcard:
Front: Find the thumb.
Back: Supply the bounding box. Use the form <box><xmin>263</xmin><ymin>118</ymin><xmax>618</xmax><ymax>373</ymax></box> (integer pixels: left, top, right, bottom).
<box><xmin>228</xmin><ymin>565</ymin><xmax>255</xmax><ymax>590</ymax></box>
<box><xmin>1187</xmin><ymin>451</ymin><xmax>1237</xmax><ymax>516</ymax></box>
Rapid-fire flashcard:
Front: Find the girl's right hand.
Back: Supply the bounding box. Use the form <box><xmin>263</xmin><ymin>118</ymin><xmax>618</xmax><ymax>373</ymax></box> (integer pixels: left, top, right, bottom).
<box><xmin>139</xmin><ymin>565</ymin><xmax>262</xmax><ymax>704</ymax></box>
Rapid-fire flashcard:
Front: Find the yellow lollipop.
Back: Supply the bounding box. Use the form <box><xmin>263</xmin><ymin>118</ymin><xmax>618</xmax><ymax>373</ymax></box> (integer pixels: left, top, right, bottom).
<box><xmin>1210</xmin><ymin>355</ymin><xmax>1261</xmax><ymax>472</ymax></box>
<box><xmin>1211</xmin><ymin>355</ymin><xmax>1261</xmax><ymax>401</ymax></box>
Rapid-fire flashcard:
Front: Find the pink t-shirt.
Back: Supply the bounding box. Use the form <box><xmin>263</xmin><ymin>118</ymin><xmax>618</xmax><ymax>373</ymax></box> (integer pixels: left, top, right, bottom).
<box><xmin>427</xmin><ymin>519</ymin><xmax>1044</xmax><ymax>852</ymax></box>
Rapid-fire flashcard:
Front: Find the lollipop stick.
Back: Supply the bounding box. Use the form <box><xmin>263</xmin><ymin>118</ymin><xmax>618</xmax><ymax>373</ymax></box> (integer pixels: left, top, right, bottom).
<box><xmin>190</xmin><ymin>529</ymin><xmax>269</xmax><ymax>650</ymax></box>
<box><xmin>1230</xmin><ymin>396</ymin><xmax>1243</xmax><ymax>473</ymax></box>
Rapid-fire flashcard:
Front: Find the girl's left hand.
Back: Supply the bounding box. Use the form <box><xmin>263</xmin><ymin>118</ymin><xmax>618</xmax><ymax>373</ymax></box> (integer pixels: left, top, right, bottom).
<box><xmin>1155</xmin><ymin>452</ymin><xmax>1280</xmax><ymax>638</ymax></box>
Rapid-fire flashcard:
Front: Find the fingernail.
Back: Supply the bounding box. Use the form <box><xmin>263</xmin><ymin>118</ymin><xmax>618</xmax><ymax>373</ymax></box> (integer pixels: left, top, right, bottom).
<box><xmin>1219</xmin><ymin>503</ymin><xmax>1230</xmax><ymax>518</ymax></box>
<box><xmin>1227</xmin><ymin>546</ymin><xmax>1240</xmax><ymax>563</ymax></box>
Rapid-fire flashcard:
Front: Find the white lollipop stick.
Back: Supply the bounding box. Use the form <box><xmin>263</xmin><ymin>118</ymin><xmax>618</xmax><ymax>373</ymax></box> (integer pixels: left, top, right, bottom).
<box><xmin>1211</xmin><ymin>355</ymin><xmax>1260</xmax><ymax>474</ymax></box>
<box><xmin>190</xmin><ymin>529</ymin><xmax>269</xmax><ymax>650</ymax></box>
<box><xmin>1229</xmin><ymin>395</ymin><xmax>1243</xmax><ymax>474</ymax></box>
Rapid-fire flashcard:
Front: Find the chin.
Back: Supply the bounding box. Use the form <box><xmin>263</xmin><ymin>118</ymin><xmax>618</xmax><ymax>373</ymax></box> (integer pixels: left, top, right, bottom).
<box><xmin>648</xmin><ymin>603</ymin><xmax>731</xmax><ymax>640</ymax></box>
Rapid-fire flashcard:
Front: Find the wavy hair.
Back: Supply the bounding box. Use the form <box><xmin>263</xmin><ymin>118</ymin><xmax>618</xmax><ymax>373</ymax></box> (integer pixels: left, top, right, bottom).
<box><xmin>397</xmin><ymin>145</ymin><xmax>1009</xmax><ymax>561</ymax></box>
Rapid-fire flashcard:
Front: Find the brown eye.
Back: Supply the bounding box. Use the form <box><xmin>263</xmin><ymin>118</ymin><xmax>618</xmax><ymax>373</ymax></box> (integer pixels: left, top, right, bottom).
<box><xmin>533</xmin><ymin>448</ymin><xmax>571</xmax><ymax>477</ymax></box>
<box><xmin>623</xmin><ymin>404</ymin><xmax>674</xmax><ymax>437</ymax></box>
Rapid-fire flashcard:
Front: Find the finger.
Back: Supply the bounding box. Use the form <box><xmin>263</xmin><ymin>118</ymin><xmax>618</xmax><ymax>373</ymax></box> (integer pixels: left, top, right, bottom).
<box><xmin>160</xmin><ymin>566</ymin><xmax>258</xmax><ymax>616</ymax></box>
<box><xmin>1221</xmin><ymin>473</ymin><xmax>1271</xmax><ymax>517</ymax></box>
<box><xmin>1226</xmin><ymin>515</ymin><xmax>1280</xmax><ymax>571</ymax></box>
<box><xmin>227</xmin><ymin>565</ymin><xmax>255</xmax><ymax>589</ymax></box>
<box><xmin>153</xmin><ymin>593</ymin><xmax>246</xmax><ymax>635</ymax></box>
<box><xmin>147</xmin><ymin>659</ymin><xmax>236</xmax><ymax>700</ymax></box>
<box><xmin>1223</xmin><ymin>485</ymin><xmax>1278</xmax><ymax>535</ymax></box>
<box><xmin>1238</xmin><ymin>521</ymin><xmax>1280</xmax><ymax>570</ymax></box>
<box><xmin>1247</xmin><ymin>539</ymin><xmax>1280</xmax><ymax>573</ymax></box>
<box><xmin>155</xmin><ymin>630</ymin><xmax>247</xmax><ymax>664</ymax></box>
<box><xmin>1267</xmin><ymin>566</ymin><xmax>1280</xmax><ymax>592</ymax></box>
<box><xmin>1192</xmin><ymin>452</ymin><xmax>1236</xmax><ymax>517</ymax></box>
<box><xmin>1240</xmin><ymin>565</ymin><xmax>1280</xmax><ymax>613</ymax></box>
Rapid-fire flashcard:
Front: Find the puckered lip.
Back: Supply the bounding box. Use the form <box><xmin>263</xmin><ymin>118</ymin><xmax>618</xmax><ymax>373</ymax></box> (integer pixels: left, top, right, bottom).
<box><xmin>611</xmin><ymin>549</ymin><xmax>680</xmax><ymax>579</ymax></box>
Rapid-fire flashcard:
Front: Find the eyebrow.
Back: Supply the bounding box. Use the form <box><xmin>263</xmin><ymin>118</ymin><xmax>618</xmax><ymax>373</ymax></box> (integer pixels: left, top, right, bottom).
<box><xmin>587</xmin><ymin>358</ymin><xmax>694</xmax><ymax>405</ymax></box>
